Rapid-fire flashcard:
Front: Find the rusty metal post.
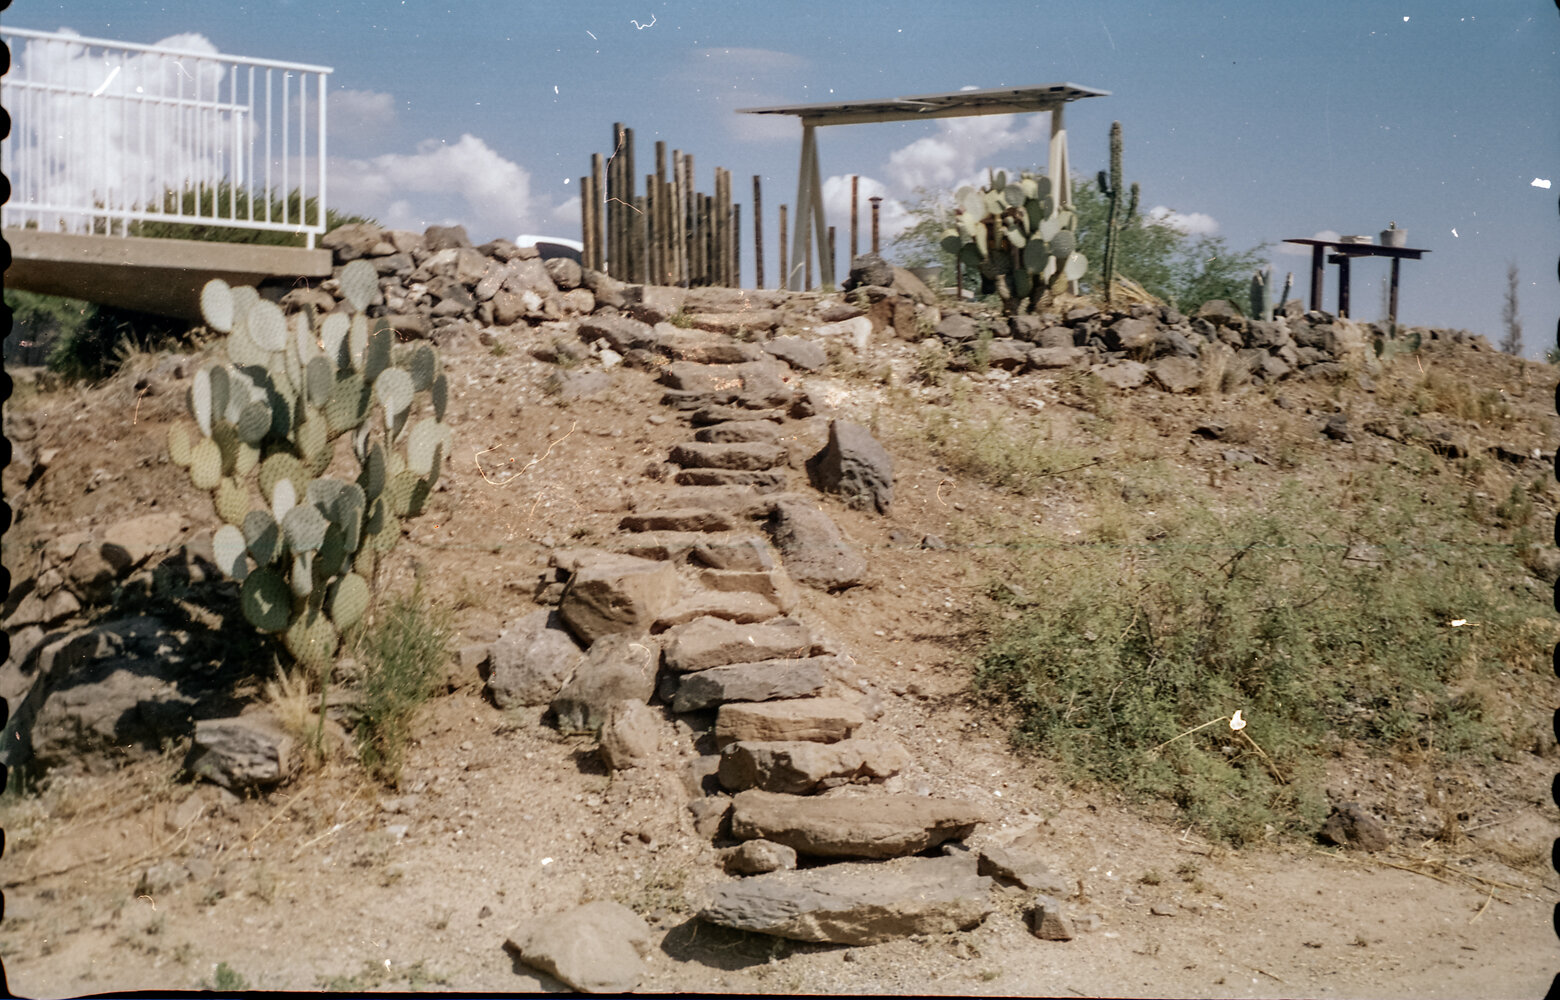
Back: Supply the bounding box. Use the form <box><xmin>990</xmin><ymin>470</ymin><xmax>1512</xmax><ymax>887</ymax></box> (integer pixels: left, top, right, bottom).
<box><xmin>869</xmin><ymin>196</ymin><xmax>882</xmax><ymax>255</ymax></box>
<box><xmin>827</xmin><ymin>226</ymin><xmax>836</xmax><ymax>289</ymax></box>
<box><xmin>1309</xmin><ymin>244</ymin><xmax>1325</xmax><ymax>311</ymax></box>
<box><xmin>732</xmin><ymin>202</ymin><xmax>741</xmax><ymax>289</ymax></box>
<box><xmin>753</xmin><ymin>175</ymin><xmax>764</xmax><ymax>289</ymax></box>
<box><xmin>850</xmin><ymin>175</ymin><xmax>859</xmax><ymax>262</ymax></box>
<box><xmin>1388</xmin><ymin>256</ymin><xmax>1401</xmax><ymax>328</ymax></box>
<box><xmin>1337</xmin><ymin>254</ymin><xmax>1351</xmax><ymax>318</ymax></box>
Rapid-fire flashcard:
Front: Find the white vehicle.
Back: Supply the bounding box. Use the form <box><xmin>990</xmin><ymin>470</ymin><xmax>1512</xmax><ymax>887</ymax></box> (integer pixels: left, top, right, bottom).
<box><xmin>515</xmin><ymin>234</ymin><xmax>583</xmax><ymax>263</ymax></box>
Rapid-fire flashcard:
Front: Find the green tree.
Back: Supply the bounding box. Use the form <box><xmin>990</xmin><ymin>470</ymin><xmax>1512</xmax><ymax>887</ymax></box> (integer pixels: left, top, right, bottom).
<box><xmin>890</xmin><ymin>172</ymin><xmax>1268</xmax><ymax>315</ymax></box>
<box><xmin>1500</xmin><ymin>261</ymin><xmax>1522</xmax><ymax>356</ymax></box>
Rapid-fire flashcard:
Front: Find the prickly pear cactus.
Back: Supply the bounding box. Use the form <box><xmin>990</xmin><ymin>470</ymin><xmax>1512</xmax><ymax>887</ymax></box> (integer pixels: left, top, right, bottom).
<box><xmin>940</xmin><ymin>168</ymin><xmax>1086</xmax><ymax>315</ymax></box>
<box><xmin>171</xmin><ymin>262</ymin><xmax>454</xmax><ymax>670</ymax></box>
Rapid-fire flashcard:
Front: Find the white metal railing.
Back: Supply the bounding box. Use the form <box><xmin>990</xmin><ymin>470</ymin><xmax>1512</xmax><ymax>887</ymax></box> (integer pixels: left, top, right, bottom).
<box><xmin>1</xmin><ymin>27</ymin><xmax>332</xmax><ymax>247</ymax></box>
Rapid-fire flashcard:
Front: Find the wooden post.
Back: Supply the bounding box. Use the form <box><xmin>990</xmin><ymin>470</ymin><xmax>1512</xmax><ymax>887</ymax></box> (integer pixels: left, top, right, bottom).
<box><xmin>654</xmin><ymin>141</ymin><xmax>667</xmax><ymax>285</ymax></box>
<box><xmin>590</xmin><ymin>152</ymin><xmax>605</xmax><ymax>271</ymax></box>
<box><xmin>778</xmin><ymin>204</ymin><xmax>788</xmax><ymax>294</ymax></box>
<box><xmin>697</xmin><ymin>193</ymin><xmax>710</xmax><ymax>286</ymax></box>
<box><xmin>633</xmin><ymin>194</ymin><xmax>647</xmax><ymax>286</ymax></box>
<box><xmin>1389</xmin><ymin>255</ymin><xmax>1401</xmax><ymax>328</ymax></box>
<box><xmin>645</xmin><ymin>173</ymin><xmax>658</xmax><ymax>286</ymax></box>
<box><xmin>804</xmin><ymin>232</ymin><xmax>813</xmax><ymax>291</ymax></box>
<box><xmin>714</xmin><ymin>169</ymin><xmax>727</xmax><ymax>287</ymax></box>
<box><xmin>869</xmin><ymin>197</ymin><xmax>882</xmax><ymax>254</ymax></box>
<box><xmin>753</xmin><ymin>175</ymin><xmax>765</xmax><ymax>289</ymax></box>
<box><xmin>623</xmin><ymin>127</ymin><xmax>637</xmax><ymax>282</ymax></box>
<box><xmin>732</xmin><ymin>203</ymin><xmax>741</xmax><ymax>289</ymax></box>
<box><xmin>608</xmin><ymin>123</ymin><xmax>623</xmax><ymax>276</ymax></box>
<box><xmin>850</xmin><ymin>175</ymin><xmax>859</xmax><ymax>262</ymax></box>
<box><xmin>1337</xmin><ymin>254</ymin><xmax>1351</xmax><ymax>318</ymax></box>
<box><xmin>580</xmin><ymin>173</ymin><xmax>593</xmax><ymax>271</ymax></box>
<box><xmin>827</xmin><ymin>226</ymin><xmax>836</xmax><ymax>289</ymax></box>
<box><xmin>684</xmin><ymin>154</ymin><xmax>697</xmax><ymax>285</ymax></box>
<box><xmin>672</xmin><ymin>150</ymin><xmax>685</xmax><ymax>286</ymax></box>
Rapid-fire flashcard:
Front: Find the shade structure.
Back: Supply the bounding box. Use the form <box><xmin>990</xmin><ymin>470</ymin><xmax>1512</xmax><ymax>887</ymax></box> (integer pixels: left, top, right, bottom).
<box><xmin>739</xmin><ymin>84</ymin><xmax>1110</xmax><ymax>290</ymax></box>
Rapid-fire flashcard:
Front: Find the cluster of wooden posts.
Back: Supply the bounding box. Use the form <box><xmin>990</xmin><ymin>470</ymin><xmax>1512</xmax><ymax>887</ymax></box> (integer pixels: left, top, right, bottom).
<box><xmin>578</xmin><ymin>122</ymin><xmax>887</xmax><ymax>291</ymax></box>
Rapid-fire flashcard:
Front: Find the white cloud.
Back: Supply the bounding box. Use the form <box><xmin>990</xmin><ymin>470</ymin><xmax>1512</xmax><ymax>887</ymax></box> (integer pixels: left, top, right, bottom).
<box><xmin>821</xmin><ymin>174</ymin><xmax>913</xmax><ymax>245</ymax></box>
<box><xmin>329</xmin><ymin>89</ymin><xmax>397</xmax><ymax>153</ymax></box>
<box><xmin>1147</xmin><ymin>205</ymin><xmax>1221</xmax><ymax>236</ymax></box>
<box><xmin>330</xmin><ymin>134</ymin><xmax>555</xmax><ymax>240</ymax></box>
<box><xmin>885</xmin><ymin>113</ymin><xmax>1052</xmax><ymax>193</ymax></box>
<box><xmin>679</xmin><ymin>47</ymin><xmax>809</xmax><ymax>143</ymax></box>
<box><xmin>1277</xmin><ymin>229</ymin><xmax>1339</xmax><ymax>254</ymax></box>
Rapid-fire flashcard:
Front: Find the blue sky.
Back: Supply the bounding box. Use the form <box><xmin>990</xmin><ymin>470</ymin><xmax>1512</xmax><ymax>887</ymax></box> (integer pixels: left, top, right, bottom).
<box><xmin>5</xmin><ymin>2</ymin><xmax>1556</xmax><ymax>350</ymax></box>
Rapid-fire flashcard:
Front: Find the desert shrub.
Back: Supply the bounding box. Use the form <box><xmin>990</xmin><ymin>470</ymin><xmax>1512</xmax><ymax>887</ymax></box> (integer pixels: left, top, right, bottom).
<box><xmin>974</xmin><ymin>474</ymin><xmax>1530</xmax><ymax>844</ymax></box>
<box><xmin>353</xmin><ymin>583</ymin><xmax>451</xmax><ymax>784</ymax></box>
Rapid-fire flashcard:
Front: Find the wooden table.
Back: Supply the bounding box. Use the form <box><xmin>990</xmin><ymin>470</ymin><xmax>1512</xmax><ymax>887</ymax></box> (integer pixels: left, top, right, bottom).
<box><xmin>1282</xmin><ymin>238</ymin><xmax>1429</xmax><ymax>324</ymax></box>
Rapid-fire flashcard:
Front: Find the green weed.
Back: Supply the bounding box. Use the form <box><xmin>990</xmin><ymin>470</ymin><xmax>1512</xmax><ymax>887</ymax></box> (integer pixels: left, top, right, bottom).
<box><xmin>353</xmin><ymin>583</ymin><xmax>452</xmax><ymax>784</ymax></box>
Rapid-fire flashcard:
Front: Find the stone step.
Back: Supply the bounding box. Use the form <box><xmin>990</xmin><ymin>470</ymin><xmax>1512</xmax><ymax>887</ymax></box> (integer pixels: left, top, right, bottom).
<box><xmin>653</xmin><ymin>591</ymin><xmax>782</xmax><ymax>632</ymax></box>
<box><xmin>674</xmin><ymin>468</ymin><xmax>787</xmax><ymax>491</ymax></box>
<box><xmin>669</xmin><ymin>656</ymin><xmax>837</xmax><ymax>713</ymax></box>
<box><xmin>618</xmin><ymin>508</ymin><xmax>739</xmax><ymax>533</ymax></box>
<box><xmin>660</xmin><ymin>615</ymin><xmax>813</xmax><ymax>673</ymax></box>
<box><xmin>698</xmin><ymin>854</ymin><xmax>994</xmax><ymax>946</ymax></box>
<box><xmin>670</xmin><ymin>441</ymin><xmax>786</xmax><ymax>471</ymax></box>
<box><xmin>716</xmin><ymin>738</ymin><xmax>911</xmax><ymax>794</ymax></box>
<box><xmin>696</xmin><ymin>566</ymin><xmax>798</xmax><ymax>615</ymax></box>
<box><xmin>694</xmin><ymin>421</ymin><xmax>782</xmax><ymax>445</ymax></box>
<box><xmin>715</xmin><ymin>698</ymin><xmax>865</xmax><ymax>748</ymax></box>
<box><xmin>690</xmin><ymin>405</ymin><xmax>786</xmax><ymax>426</ymax></box>
<box><xmin>728</xmin><ymin>788</ymin><xmax>989</xmax><ymax>860</ymax></box>
<box><xmin>689</xmin><ymin>535</ymin><xmax>778</xmax><ymax>572</ymax></box>
<box><xmin>633</xmin><ymin>485</ymin><xmax>767</xmax><ymax>514</ymax></box>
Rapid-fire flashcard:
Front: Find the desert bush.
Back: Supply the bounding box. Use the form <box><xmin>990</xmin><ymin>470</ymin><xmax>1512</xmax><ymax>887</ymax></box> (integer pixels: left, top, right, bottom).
<box><xmin>973</xmin><ymin>473</ymin><xmax>1533</xmax><ymax>844</ymax></box>
<box><xmin>353</xmin><ymin>582</ymin><xmax>451</xmax><ymax>784</ymax></box>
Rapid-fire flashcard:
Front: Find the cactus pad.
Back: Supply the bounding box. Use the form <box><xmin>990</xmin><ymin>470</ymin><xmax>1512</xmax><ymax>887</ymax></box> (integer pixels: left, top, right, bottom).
<box><xmin>212</xmin><ymin>524</ymin><xmax>250</xmax><ymax>580</ymax></box>
<box><xmin>189</xmin><ymin>438</ymin><xmax>222</xmax><ymax>490</ymax></box>
<box><xmin>339</xmin><ymin>259</ymin><xmax>379</xmax><ymax>312</ymax></box>
<box><xmin>320</xmin><ymin>312</ymin><xmax>350</xmax><ymax>365</ymax></box>
<box><xmin>405</xmin><ymin>418</ymin><xmax>443</xmax><ymax>476</ymax></box>
<box><xmin>282</xmin><ymin>502</ymin><xmax>330</xmax><ymax>552</ymax></box>
<box><xmin>248</xmin><ymin>299</ymin><xmax>288</xmax><ymax>352</ymax></box>
<box><xmin>374</xmin><ymin>367</ymin><xmax>414</xmax><ymax>419</ymax></box>
<box><xmin>306</xmin><ymin>355</ymin><xmax>333</xmax><ymax>408</ymax></box>
<box><xmin>168</xmin><ymin>423</ymin><xmax>193</xmax><ymax>467</ymax></box>
<box><xmin>201</xmin><ymin>279</ymin><xmax>234</xmax><ymax>332</ymax></box>
<box><xmin>328</xmin><ymin>573</ymin><xmax>371</xmax><ymax>630</ymax></box>
<box><xmin>215</xmin><ymin>476</ymin><xmax>251</xmax><ymax>526</ymax></box>
<box><xmin>1049</xmin><ymin>230</ymin><xmax>1076</xmax><ymax>260</ymax></box>
<box><xmin>192</xmin><ymin>368</ymin><xmax>214</xmax><ymax>437</ymax></box>
<box><xmin>353</xmin><ymin>546</ymin><xmax>376</xmax><ymax>578</ymax></box>
<box><xmin>364</xmin><ymin>325</ymin><xmax>393</xmax><ymax>387</ymax></box>
<box><xmin>297</xmin><ymin>410</ymin><xmax>331</xmax><ymax>475</ymax></box>
<box><xmin>384</xmin><ymin>469</ymin><xmax>420</xmax><ymax>518</ymax></box>
<box><xmin>1063</xmin><ymin>251</ymin><xmax>1088</xmax><ymax>281</ymax></box>
<box><xmin>271</xmin><ymin>476</ymin><xmax>297</xmax><ymax>522</ymax></box>
<box><xmin>348</xmin><ymin>313</ymin><xmax>368</xmax><ymax>370</ymax></box>
<box><xmin>406</xmin><ymin>343</ymin><xmax>437</xmax><ymax>392</ymax></box>
<box><xmin>290</xmin><ymin>551</ymin><xmax>316</xmax><ymax>599</ymax></box>
<box><xmin>359</xmin><ymin>441</ymin><xmax>386</xmax><ymax>502</ymax></box>
<box><xmin>243</xmin><ymin>508</ymin><xmax>282</xmax><ymax>565</ymax></box>
<box><xmin>284</xmin><ymin>605</ymin><xmax>339</xmax><ymax>669</ymax></box>
<box><xmin>325</xmin><ymin>374</ymin><xmax>369</xmax><ymax>436</ymax></box>
<box><xmin>259</xmin><ymin>453</ymin><xmax>306</xmax><ymax>509</ymax></box>
<box><xmin>241</xmin><ymin>566</ymin><xmax>291</xmax><ymax>632</ymax></box>
<box><xmin>235</xmin><ymin>399</ymin><xmax>272</xmax><ymax>445</ymax></box>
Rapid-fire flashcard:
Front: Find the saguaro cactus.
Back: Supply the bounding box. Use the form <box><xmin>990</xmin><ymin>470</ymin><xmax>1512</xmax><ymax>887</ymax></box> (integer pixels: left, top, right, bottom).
<box><xmin>1097</xmin><ymin>121</ymin><xmax>1139</xmax><ymax>306</ymax></box>
<box><xmin>171</xmin><ymin>262</ymin><xmax>452</xmax><ymax>672</ymax></box>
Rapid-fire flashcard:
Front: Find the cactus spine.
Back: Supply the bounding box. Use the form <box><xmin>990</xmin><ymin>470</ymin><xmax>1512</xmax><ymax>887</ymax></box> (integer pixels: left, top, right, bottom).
<box><xmin>177</xmin><ymin>266</ymin><xmax>451</xmax><ymax>672</ymax></box>
<box><xmin>1097</xmin><ymin>120</ymin><xmax>1139</xmax><ymax>306</ymax></box>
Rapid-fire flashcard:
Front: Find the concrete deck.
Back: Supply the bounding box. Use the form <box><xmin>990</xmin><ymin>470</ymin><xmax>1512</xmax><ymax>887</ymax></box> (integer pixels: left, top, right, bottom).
<box><xmin>3</xmin><ymin>230</ymin><xmax>334</xmax><ymax>322</ymax></box>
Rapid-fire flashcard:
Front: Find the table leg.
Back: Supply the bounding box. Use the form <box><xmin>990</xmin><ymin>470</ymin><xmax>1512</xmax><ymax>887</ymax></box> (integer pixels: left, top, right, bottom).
<box><xmin>1310</xmin><ymin>245</ymin><xmax>1324</xmax><ymax>311</ymax></box>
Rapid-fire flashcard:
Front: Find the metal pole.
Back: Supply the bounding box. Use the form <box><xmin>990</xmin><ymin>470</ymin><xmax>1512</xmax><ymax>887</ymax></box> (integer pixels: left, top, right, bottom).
<box><xmin>1389</xmin><ymin>256</ymin><xmax>1401</xmax><ymax>329</ymax></box>
<box><xmin>1337</xmin><ymin>255</ymin><xmax>1351</xmax><ymax>318</ymax></box>
<box><xmin>778</xmin><ymin>204</ymin><xmax>788</xmax><ymax>294</ymax></box>
<box><xmin>1309</xmin><ymin>244</ymin><xmax>1325</xmax><ymax>312</ymax></box>
<box><xmin>827</xmin><ymin>226</ymin><xmax>836</xmax><ymax>289</ymax></box>
<box><xmin>869</xmin><ymin>196</ymin><xmax>882</xmax><ymax>255</ymax></box>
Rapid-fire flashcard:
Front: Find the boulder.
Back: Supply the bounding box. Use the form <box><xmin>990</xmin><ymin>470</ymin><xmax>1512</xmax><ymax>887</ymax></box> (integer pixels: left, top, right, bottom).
<box><xmin>1031</xmin><ymin>895</ymin><xmax>1075</xmax><ymax>941</ymax></box>
<box><xmin>843</xmin><ymin>252</ymin><xmax>894</xmax><ymax>291</ymax></box>
<box><xmin>698</xmin><ymin>854</ymin><xmax>994</xmax><ymax>945</ymax></box>
<box><xmin>1106</xmin><ymin>317</ymin><xmax>1157</xmax><ymax>353</ymax></box>
<box><xmin>689</xmin><ymin>310</ymin><xmax>783</xmax><ymax>336</ymax></box>
<box><xmin>813</xmin><ymin>316</ymin><xmax>873</xmax><ymax>353</ymax></box>
<box><xmin>1036</xmin><ymin>325</ymin><xmax>1077</xmax><ymax>349</ymax></box>
<box><xmin>984</xmin><ymin>338</ymin><xmax>1032</xmax><ymax>370</ymax></box>
<box><xmin>186</xmin><ymin>715</ymin><xmax>295</xmax><ymax>790</ymax></box>
<box><xmin>320</xmin><ymin>222</ymin><xmax>385</xmax><ymax>262</ymax></box>
<box><xmin>503</xmin><ymin>258</ymin><xmax>560</xmax><ymax>299</ymax></box>
<box><xmin>670</xmin><ymin>656</ymin><xmax>832</xmax><ymax>713</ymax></box>
<box><xmin>551</xmin><ymin>634</ymin><xmax>659</xmax><ymax>733</ymax></box>
<box><xmin>544</xmin><ymin>257</ymin><xmax>584</xmax><ymax>291</ymax></box>
<box><xmin>1093</xmin><ymin>360</ymin><xmax>1150</xmax><ymax>390</ymax></box>
<box><xmin>723</xmin><ymin>839</ymin><xmax>798</xmax><ymax>875</ymax></box>
<box><xmin>1195</xmin><ymin>299</ymin><xmax>1243</xmax><ymax>327</ymax></box>
<box><xmin>481</xmin><ymin>610</ymin><xmax>584</xmax><ymax>708</ymax></box>
<box><xmin>1149</xmin><ymin>356</ymin><xmax>1201</xmax><ymax>393</ymax></box>
<box><xmin>715</xmin><ymin>698</ymin><xmax>864</xmax><ymax>748</ymax></box>
<box><xmin>729</xmin><ymin>789</ymin><xmax>988</xmax><ymax>859</ymax></box>
<box><xmin>598</xmin><ymin>699</ymin><xmax>664</xmax><ymax>770</ymax></box>
<box><xmin>579</xmin><ymin>313</ymin><xmax>660</xmax><ymax>354</ymax></box>
<box><xmin>1028</xmin><ymin>346</ymin><xmax>1086</xmax><ymax>369</ymax></box>
<box><xmin>505</xmin><ymin>900</ymin><xmax>653</xmax><ymax>994</ymax></box>
<box><xmin>557</xmin><ymin>551</ymin><xmax>681</xmax><ymax>644</ymax></box>
<box><xmin>761</xmin><ymin>336</ymin><xmax>827</xmax><ymax>372</ymax></box>
<box><xmin>1318</xmin><ymin>802</ymin><xmax>1390</xmax><ymax>851</ymax></box>
<box><xmin>581</xmin><ymin>269</ymin><xmax>631</xmax><ymax>310</ymax></box>
<box><xmin>423</xmin><ymin>224</ymin><xmax>472</xmax><ymax>251</ymax></box>
<box><xmin>890</xmin><ymin>266</ymin><xmax>937</xmax><ymax>305</ymax></box>
<box><xmin>806</xmin><ymin>421</ymin><xmax>894</xmax><ymax>515</ymax></box>
<box><xmin>718</xmin><ymin>738</ymin><xmax>910</xmax><ymax>794</ymax></box>
<box><xmin>763</xmin><ymin>499</ymin><xmax>867</xmax><ymax>590</ymax></box>
<box><xmin>660</xmin><ymin>615</ymin><xmax>812</xmax><ymax>672</ymax></box>
<box><xmin>977</xmin><ymin>843</ymin><xmax>1072</xmax><ymax>895</ymax></box>
<box><xmin>936</xmin><ymin>313</ymin><xmax>980</xmax><ymax>342</ymax></box>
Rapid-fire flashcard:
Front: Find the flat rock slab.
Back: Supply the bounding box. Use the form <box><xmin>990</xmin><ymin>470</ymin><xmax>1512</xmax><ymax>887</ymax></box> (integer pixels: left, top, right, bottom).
<box><xmin>729</xmin><ymin>788</ymin><xmax>988</xmax><ymax>859</ymax></box>
<box><xmin>716</xmin><ymin>698</ymin><xmax>865</xmax><ymax>748</ymax></box>
<box><xmin>671</xmin><ymin>441</ymin><xmax>786</xmax><ymax>471</ymax></box>
<box><xmin>691</xmin><ymin>405</ymin><xmax>786</xmax><ymax>426</ymax></box>
<box><xmin>674</xmin><ymin>468</ymin><xmax>787</xmax><ymax>491</ymax></box>
<box><xmin>718</xmin><ymin>738</ymin><xmax>911</xmax><ymax>794</ymax></box>
<box><xmin>661</xmin><ymin>615</ymin><xmax>812</xmax><ymax>672</ymax></box>
<box><xmin>653</xmin><ymin>591</ymin><xmax>782</xmax><ymax>631</ymax></box>
<box><xmin>692</xmin><ymin>535</ymin><xmax>778</xmax><ymax>572</ymax></box>
<box><xmin>506</xmin><ymin>900</ymin><xmax>653</xmax><ymax>993</ymax></box>
<box><xmin>1094</xmin><ymin>360</ymin><xmax>1150</xmax><ymax>390</ymax></box>
<box><xmin>619</xmin><ymin>508</ymin><xmax>738</xmax><ymax>533</ymax></box>
<box><xmin>977</xmin><ymin>843</ymin><xmax>1072</xmax><ymax>895</ymax></box>
<box><xmin>697</xmin><ymin>566</ymin><xmax>799</xmax><ymax>614</ymax></box>
<box><xmin>698</xmin><ymin>854</ymin><xmax>994</xmax><ymax>945</ymax></box>
<box><xmin>187</xmin><ymin>716</ymin><xmax>294</xmax><ymax>791</ymax></box>
<box><xmin>641</xmin><ymin>486</ymin><xmax>767</xmax><ymax>515</ymax></box>
<box><xmin>695</xmin><ymin>421</ymin><xmax>783</xmax><ymax>445</ymax></box>
<box><xmin>671</xmin><ymin>656</ymin><xmax>832</xmax><ymax>713</ymax></box>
